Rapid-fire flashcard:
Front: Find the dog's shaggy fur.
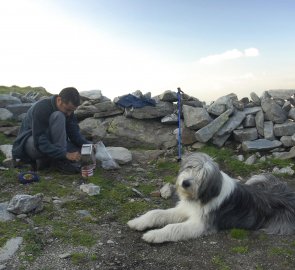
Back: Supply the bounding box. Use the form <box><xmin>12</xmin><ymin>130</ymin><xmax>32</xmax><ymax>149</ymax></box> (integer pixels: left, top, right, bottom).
<box><xmin>127</xmin><ymin>152</ymin><xmax>295</xmax><ymax>243</ymax></box>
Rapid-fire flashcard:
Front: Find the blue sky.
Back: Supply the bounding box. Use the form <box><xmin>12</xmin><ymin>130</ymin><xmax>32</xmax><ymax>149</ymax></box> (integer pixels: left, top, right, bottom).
<box><xmin>0</xmin><ymin>0</ymin><xmax>294</xmax><ymax>102</ymax></box>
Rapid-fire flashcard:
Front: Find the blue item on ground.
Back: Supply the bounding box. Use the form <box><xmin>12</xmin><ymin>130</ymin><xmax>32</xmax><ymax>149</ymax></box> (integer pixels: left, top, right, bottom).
<box><xmin>18</xmin><ymin>172</ymin><xmax>40</xmax><ymax>184</ymax></box>
<box><xmin>116</xmin><ymin>94</ymin><xmax>156</xmax><ymax>108</ymax></box>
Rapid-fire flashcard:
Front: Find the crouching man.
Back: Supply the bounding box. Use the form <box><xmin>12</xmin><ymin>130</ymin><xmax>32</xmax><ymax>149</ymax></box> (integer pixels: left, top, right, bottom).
<box><xmin>12</xmin><ymin>87</ymin><xmax>90</xmax><ymax>174</ymax></box>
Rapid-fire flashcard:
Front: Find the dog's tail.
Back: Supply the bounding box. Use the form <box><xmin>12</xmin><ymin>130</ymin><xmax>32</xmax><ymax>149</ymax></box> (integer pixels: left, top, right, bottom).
<box><xmin>245</xmin><ymin>174</ymin><xmax>290</xmax><ymax>192</ymax></box>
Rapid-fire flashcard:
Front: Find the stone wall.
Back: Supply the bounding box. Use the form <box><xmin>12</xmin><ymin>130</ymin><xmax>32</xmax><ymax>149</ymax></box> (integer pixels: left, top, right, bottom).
<box><xmin>1</xmin><ymin>89</ymin><xmax>295</xmax><ymax>155</ymax></box>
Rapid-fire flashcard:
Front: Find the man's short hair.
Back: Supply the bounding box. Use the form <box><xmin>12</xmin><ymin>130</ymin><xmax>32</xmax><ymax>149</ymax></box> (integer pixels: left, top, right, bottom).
<box><xmin>59</xmin><ymin>87</ymin><xmax>80</xmax><ymax>107</ymax></box>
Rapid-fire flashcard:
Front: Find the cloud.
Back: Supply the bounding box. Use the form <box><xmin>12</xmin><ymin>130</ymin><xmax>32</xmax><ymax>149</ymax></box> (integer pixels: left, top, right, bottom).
<box><xmin>199</xmin><ymin>48</ymin><xmax>259</xmax><ymax>64</ymax></box>
<box><xmin>244</xmin><ymin>48</ymin><xmax>259</xmax><ymax>57</ymax></box>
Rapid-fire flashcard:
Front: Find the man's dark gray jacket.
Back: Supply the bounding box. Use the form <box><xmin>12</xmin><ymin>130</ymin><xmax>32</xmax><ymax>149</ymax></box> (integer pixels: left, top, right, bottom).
<box><xmin>12</xmin><ymin>95</ymin><xmax>88</xmax><ymax>162</ymax></box>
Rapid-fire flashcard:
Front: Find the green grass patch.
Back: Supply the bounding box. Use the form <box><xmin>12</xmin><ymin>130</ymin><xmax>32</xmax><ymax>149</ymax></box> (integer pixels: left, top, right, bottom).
<box><xmin>212</xmin><ymin>255</ymin><xmax>231</xmax><ymax>270</ymax></box>
<box><xmin>137</xmin><ymin>183</ymin><xmax>157</xmax><ymax>195</ymax></box>
<box><xmin>199</xmin><ymin>145</ymin><xmax>295</xmax><ymax>177</ymax></box>
<box><xmin>200</xmin><ymin>145</ymin><xmax>253</xmax><ymax>176</ymax></box>
<box><xmin>231</xmin><ymin>245</ymin><xmax>249</xmax><ymax>254</ymax></box>
<box><xmin>258</xmin><ymin>233</ymin><xmax>268</xmax><ymax>241</ymax></box>
<box><xmin>146</xmin><ymin>171</ymin><xmax>157</xmax><ymax>180</ymax></box>
<box><xmin>0</xmin><ymin>153</ymin><xmax>5</xmax><ymax>164</ymax></box>
<box><xmin>269</xmin><ymin>247</ymin><xmax>294</xmax><ymax>256</ymax></box>
<box><xmin>119</xmin><ymin>200</ymin><xmax>154</xmax><ymax>223</ymax></box>
<box><xmin>61</xmin><ymin>170</ymin><xmax>147</xmax><ymax>223</ymax></box>
<box><xmin>230</xmin><ymin>228</ymin><xmax>249</xmax><ymax>240</ymax></box>
<box><xmin>163</xmin><ymin>175</ymin><xmax>176</xmax><ymax>184</ymax></box>
<box><xmin>22</xmin><ymin>230</ymin><xmax>45</xmax><ymax>261</ymax></box>
<box><xmin>0</xmin><ymin>169</ymin><xmax>18</xmax><ymax>182</ymax></box>
<box><xmin>52</xmin><ymin>221</ymin><xmax>97</xmax><ymax>247</ymax></box>
<box><xmin>30</xmin><ymin>175</ymin><xmax>75</xmax><ymax>197</ymax></box>
<box><xmin>0</xmin><ymin>220</ymin><xmax>30</xmax><ymax>247</ymax></box>
<box><xmin>0</xmin><ymin>133</ymin><xmax>14</xmax><ymax>144</ymax></box>
<box><xmin>0</xmin><ymin>85</ymin><xmax>51</xmax><ymax>96</ymax></box>
<box><xmin>156</xmin><ymin>160</ymin><xmax>180</xmax><ymax>174</ymax></box>
<box><xmin>71</xmin><ymin>252</ymin><xmax>88</xmax><ymax>265</ymax></box>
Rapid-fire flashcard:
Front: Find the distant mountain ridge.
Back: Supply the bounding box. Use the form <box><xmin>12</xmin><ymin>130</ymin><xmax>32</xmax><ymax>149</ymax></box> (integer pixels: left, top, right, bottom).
<box><xmin>0</xmin><ymin>85</ymin><xmax>51</xmax><ymax>96</ymax></box>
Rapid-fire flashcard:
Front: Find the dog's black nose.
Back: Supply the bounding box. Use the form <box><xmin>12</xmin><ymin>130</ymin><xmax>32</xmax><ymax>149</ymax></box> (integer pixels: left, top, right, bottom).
<box><xmin>182</xmin><ymin>180</ymin><xmax>191</xmax><ymax>188</ymax></box>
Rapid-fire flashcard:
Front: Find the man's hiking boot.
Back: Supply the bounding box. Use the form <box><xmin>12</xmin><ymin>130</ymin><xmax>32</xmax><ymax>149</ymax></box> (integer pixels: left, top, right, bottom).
<box><xmin>52</xmin><ymin>159</ymin><xmax>80</xmax><ymax>175</ymax></box>
<box><xmin>36</xmin><ymin>158</ymin><xmax>51</xmax><ymax>171</ymax></box>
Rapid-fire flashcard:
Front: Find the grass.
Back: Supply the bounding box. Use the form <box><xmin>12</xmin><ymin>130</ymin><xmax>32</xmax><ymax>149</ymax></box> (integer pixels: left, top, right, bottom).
<box><xmin>0</xmin><ymin>220</ymin><xmax>30</xmax><ymax>247</ymax></box>
<box><xmin>231</xmin><ymin>245</ymin><xmax>249</xmax><ymax>254</ymax></box>
<box><xmin>71</xmin><ymin>252</ymin><xmax>88</xmax><ymax>265</ymax></box>
<box><xmin>119</xmin><ymin>200</ymin><xmax>154</xmax><ymax>223</ymax></box>
<box><xmin>0</xmin><ymin>85</ymin><xmax>51</xmax><ymax>96</ymax></box>
<box><xmin>22</xmin><ymin>230</ymin><xmax>45</xmax><ymax>261</ymax></box>
<box><xmin>230</xmin><ymin>228</ymin><xmax>249</xmax><ymax>240</ymax></box>
<box><xmin>156</xmin><ymin>159</ymin><xmax>180</xmax><ymax>174</ymax></box>
<box><xmin>212</xmin><ymin>255</ymin><xmax>231</xmax><ymax>270</ymax></box>
<box><xmin>0</xmin><ymin>133</ymin><xmax>14</xmax><ymax>144</ymax></box>
<box><xmin>1</xmin><ymin>130</ymin><xmax>295</xmax><ymax>267</ymax></box>
<box><xmin>269</xmin><ymin>247</ymin><xmax>294</xmax><ymax>256</ymax></box>
<box><xmin>136</xmin><ymin>183</ymin><xmax>157</xmax><ymax>195</ymax></box>
<box><xmin>29</xmin><ymin>173</ymin><xmax>77</xmax><ymax>197</ymax></box>
<box><xmin>52</xmin><ymin>221</ymin><xmax>97</xmax><ymax>247</ymax></box>
<box><xmin>199</xmin><ymin>144</ymin><xmax>295</xmax><ymax>177</ymax></box>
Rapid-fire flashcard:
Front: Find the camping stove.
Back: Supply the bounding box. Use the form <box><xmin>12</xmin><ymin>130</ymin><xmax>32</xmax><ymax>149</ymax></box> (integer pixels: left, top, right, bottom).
<box><xmin>81</xmin><ymin>144</ymin><xmax>96</xmax><ymax>168</ymax></box>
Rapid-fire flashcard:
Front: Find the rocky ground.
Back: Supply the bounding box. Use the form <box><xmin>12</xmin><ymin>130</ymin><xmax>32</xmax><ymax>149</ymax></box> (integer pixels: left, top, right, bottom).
<box><xmin>1</xmin><ymin>151</ymin><xmax>295</xmax><ymax>270</ymax></box>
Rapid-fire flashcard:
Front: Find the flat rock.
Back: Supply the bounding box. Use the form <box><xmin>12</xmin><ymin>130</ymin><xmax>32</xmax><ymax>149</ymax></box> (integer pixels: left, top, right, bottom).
<box><xmin>242</xmin><ymin>139</ymin><xmax>282</xmax><ymax>152</ymax></box>
<box><xmin>0</xmin><ymin>237</ymin><xmax>23</xmax><ymax>262</ymax></box>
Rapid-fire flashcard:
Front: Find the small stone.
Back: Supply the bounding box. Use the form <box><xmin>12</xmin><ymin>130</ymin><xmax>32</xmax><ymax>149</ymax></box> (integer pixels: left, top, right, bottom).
<box><xmin>59</xmin><ymin>253</ymin><xmax>71</xmax><ymax>259</ymax></box>
<box><xmin>273</xmin><ymin>166</ymin><xmax>294</xmax><ymax>175</ymax></box>
<box><xmin>107</xmin><ymin>240</ymin><xmax>115</xmax><ymax>245</ymax></box>
<box><xmin>236</xmin><ymin>155</ymin><xmax>244</xmax><ymax>162</ymax></box>
<box><xmin>16</xmin><ymin>214</ymin><xmax>27</xmax><ymax>219</ymax></box>
<box><xmin>245</xmin><ymin>155</ymin><xmax>257</xmax><ymax>165</ymax></box>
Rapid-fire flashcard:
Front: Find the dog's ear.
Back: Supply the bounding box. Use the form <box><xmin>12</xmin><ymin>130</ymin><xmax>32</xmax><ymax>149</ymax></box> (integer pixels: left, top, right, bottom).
<box><xmin>198</xmin><ymin>164</ymin><xmax>222</xmax><ymax>204</ymax></box>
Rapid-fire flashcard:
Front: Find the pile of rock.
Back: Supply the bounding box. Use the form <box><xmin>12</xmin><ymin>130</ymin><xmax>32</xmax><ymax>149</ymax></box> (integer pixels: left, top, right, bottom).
<box><xmin>1</xmin><ymin>88</ymin><xmax>295</xmax><ymax>156</ymax></box>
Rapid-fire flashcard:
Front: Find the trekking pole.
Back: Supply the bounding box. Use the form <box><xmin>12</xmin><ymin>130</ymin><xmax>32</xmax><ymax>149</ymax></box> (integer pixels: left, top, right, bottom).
<box><xmin>177</xmin><ymin>87</ymin><xmax>184</xmax><ymax>162</ymax></box>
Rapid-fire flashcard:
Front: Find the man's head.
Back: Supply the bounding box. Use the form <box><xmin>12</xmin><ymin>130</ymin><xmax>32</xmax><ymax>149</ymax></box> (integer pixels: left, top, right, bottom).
<box><xmin>56</xmin><ymin>87</ymin><xmax>80</xmax><ymax>116</ymax></box>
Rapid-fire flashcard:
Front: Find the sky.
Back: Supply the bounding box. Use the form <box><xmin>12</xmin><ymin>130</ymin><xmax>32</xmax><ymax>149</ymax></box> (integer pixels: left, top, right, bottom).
<box><xmin>0</xmin><ymin>0</ymin><xmax>294</xmax><ymax>102</ymax></box>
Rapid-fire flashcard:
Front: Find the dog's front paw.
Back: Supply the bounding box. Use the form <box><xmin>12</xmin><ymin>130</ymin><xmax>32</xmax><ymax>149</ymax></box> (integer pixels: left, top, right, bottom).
<box><xmin>142</xmin><ymin>230</ymin><xmax>165</xmax><ymax>243</ymax></box>
<box><xmin>127</xmin><ymin>217</ymin><xmax>148</xmax><ymax>231</ymax></box>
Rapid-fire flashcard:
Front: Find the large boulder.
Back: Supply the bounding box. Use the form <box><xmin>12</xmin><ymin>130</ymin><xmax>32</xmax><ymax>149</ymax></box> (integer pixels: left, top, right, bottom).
<box><xmin>80</xmin><ymin>90</ymin><xmax>103</xmax><ymax>100</ymax></box>
<box><xmin>207</xmin><ymin>93</ymin><xmax>237</xmax><ymax>116</ymax></box>
<box><xmin>0</xmin><ymin>94</ymin><xmax>21</xmax><ymax>107</ymax></box>
<box><xmin>106</xmin><ymin>115</ymin><xmax>177</xmax><ymax>149</ymax></box>
<box><xmin>216</xmin><ymin>110</ymin><xmax>246</xmax><ymax>136</ymax></box>
<box><xmin>195</xmin><ymin>109</ymin><xmax>233</xmax><ymax>143</ymax></box>
<box><xmin>0</xmin><ymin>108</ymin><xmax>13</xmax><ymax>120</ymax></box>
<box><xmin>261</xmin><ymin>92</ymin><xmax>287</xmax><ymax>124</ymax></box>
<box><xmin>242</xmin><ymin>139</ymin><xmax>282</xmax><ymax>151</ymax></box>
<box><xmin>183</xmin><ymin>105</ymin><xmax>211</xmax><ymax>130</ymax></box>
<box><xmin>233</xmin><ymin>128</ymin><xmax>258</xmax><ymax>142</ymax></box>
<box><xmin>79</xmin><ymin>117</ymin><xmax>107</xmax><ymax>141</ymax></box>
<box><xmin>5</xmin><ymin>103</ymin><xmax>33</xmax><ymax>119</ymax></box>
<box><xmin>273</xmin><ymin>121</ymin><xmax>295</xmax><ymax>136</ymax></box>
<box><xmin>125</xmin><ymin>101</ymin><xmax>174</xmax><ymax>119</ymax></box>
<box><xmin>93</xmin><ymin>101</ymin><xmax>124</xmax><ymax>118</ymax></box>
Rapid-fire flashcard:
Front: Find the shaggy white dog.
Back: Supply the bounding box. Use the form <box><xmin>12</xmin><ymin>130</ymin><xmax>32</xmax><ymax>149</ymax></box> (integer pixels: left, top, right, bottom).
<box><xmin>127</xmin><ymin>152</ymin><xmax>295</xmax><ymax>243</ymax></box>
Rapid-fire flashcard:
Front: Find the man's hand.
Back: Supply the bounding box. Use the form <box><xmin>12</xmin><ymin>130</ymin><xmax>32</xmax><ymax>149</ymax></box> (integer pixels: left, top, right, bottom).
<box><xmin>66</xmin><ymin>152</ymin><xmax>81</xmax><ymax>161</ymax></box>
